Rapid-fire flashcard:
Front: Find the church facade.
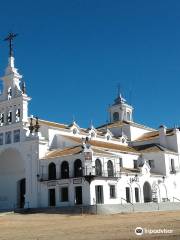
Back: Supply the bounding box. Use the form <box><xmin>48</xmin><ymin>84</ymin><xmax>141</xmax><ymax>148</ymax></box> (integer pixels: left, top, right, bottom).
<box><xmin>0</xmin><ymin>43</ymin><xmax>180</xmax><ymax>210</ymax></box>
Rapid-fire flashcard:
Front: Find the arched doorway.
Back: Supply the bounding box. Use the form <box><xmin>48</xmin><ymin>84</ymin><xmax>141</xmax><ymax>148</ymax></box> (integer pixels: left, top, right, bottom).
<box><xmin>0</xmin><ymin>148</ymin><xmax>25</xmax><ymax>209</ymax></box>
<box><xmin>143</xmin><ymin>182</ymin><xmax>152</xmax><ymax>202</ymax></box>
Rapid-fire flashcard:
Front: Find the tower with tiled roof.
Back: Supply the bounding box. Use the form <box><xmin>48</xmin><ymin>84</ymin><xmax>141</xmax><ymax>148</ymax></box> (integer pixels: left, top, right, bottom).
<box><xmin>109</xmin><ymin>92</ymin><xmax>133</xmax><ymax>123</ymax></box>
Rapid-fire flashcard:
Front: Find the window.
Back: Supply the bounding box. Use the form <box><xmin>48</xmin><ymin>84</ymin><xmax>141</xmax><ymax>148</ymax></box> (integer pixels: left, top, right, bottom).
<box><xmin>0</xmin><ymin>133</ymin><xmax>3</xmax><ymax>145</ymax></box>
<box><xmin>74</xmin><ymin>159</ymin><xmax>83</xmax><ymax>177</ymax></box>
<box><xmin>110</xmin><ymin>185</ymin><xmax>116</xmax><ymax>199</ymax></box>
<box><xmin>14</xmin><ymin>129</ymin><xmax>20</xmax><ymax>143</ymax></box>
<box><xmin>95</xmin><ymin>159</ymin><xmax>102</xmax><ymax>176</ymax></box>
<box><xmin>61</xmin><ymin>187</ymin><xmax>69</xmax><ymax>202</ymax></box>
<box><xmin>107</xmin><ymin>160</ymin><xmax>114</xmax><ymax>177</ymax></box>
<box><xmin>16</xmin><ymin>109</ymin><xmax>20</xmax><ymax>122</ymax></box>
<box><xmin>48</xmin><ymin>163</ymin><xmax>56</xmax><ymax>180</ymax></box>
<box><xmin>107</xmin><ymin>135</ymin><xmax>110</xmax><ymax>141</ymax></box>
<box><xmin>119</xmin><ymin>158</ymin><xmax>123</xmax><ymax>167</ymax></box>
<box><xmin>133</xmin><ymin>160</ymin><xmax>138</xmax><ymax>169</ymax></box>
<box><xmin>0</xmin><ymin>113</ymin><xmax>5</xmax><ymax>126</ymax></box>
<box><xmin>148</xmin><ymin>160</ymin><xmax>155</xmax><ymax>168</ymax></box>
<box><xmin>170</xmin><ymin>159</ymin><xmax>175</xmax><ymax>173</ymax></box>
<box><xmin>91</xmin><ymin>132</ymin><xmax>95</xmax><ymax>138</ymax></box>
<box><xmin>126</xmin><ymin>187</ymin><xmax>131</xmax><ymax>203</ymax></box>
<box><xmin>7</xmin><ymin>111</ymin><xmax>12</xmax><ymax>124</ymax></box>
<box><xmin>113</xmin><ymin>112</ymin><xmax>119</xmax><ymax>122</ymax></box>
<box><xmin>5</xmin><ymin>131</ymin><xmax>11</xmax><ymax>144</ymax></box>
<box><xmin>61</xmin><ymin>161</ymin><xmax>69</xmax><ymax>179</ymax></box>
<box><xmin>73</xmin><ymin>128</ymin><xmax>77</xmax><ymax>134</ymax></box>
<box><xmin>8</xmin><ymin>87</ymin><xmax>12</xmax><ymax>100</ymax></box>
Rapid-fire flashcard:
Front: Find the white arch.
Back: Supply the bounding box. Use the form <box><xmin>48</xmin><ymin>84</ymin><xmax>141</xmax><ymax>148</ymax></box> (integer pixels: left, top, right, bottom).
<box><xmin>132</xmin><ymin>182</ymin><xmax>142</xmax><ymax>203</ymax></box>
<box><xmin>159</xmin><ymin>183</ymin><xmax>168</xmax><ymax>202</ymax></box>
<box><xmin>122</xmin><ymin>183</ymin><xmax>133</xmax><ymax>203</ymax></box>
<box><xmin>143</xmin><ymin>181</ymin><xmax>152</xmax><ymax>203</ymax></box>
<box><xmin>152</xmin><ymin>183</ymin><xmax>160</xmax><ymax>202</ymax></box>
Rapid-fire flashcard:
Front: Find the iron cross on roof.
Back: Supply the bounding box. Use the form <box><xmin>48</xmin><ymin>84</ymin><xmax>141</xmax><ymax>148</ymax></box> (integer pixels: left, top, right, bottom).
<box><xmin>4</xmin><ymin>32</ymin><xmax>18</xmax><ymax>57</ymax></box>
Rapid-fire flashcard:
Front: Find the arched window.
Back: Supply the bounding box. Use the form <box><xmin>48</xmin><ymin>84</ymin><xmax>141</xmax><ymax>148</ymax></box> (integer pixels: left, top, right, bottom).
<box><xmin>107</xmin><ymin>160</ymin><xmax>114</xmax><ymax>177</ymax></box>
<box><xmin>61</xmin><ymin>161</ymin><xmax>69</xmax><ymax>179</ymax></box>
<box><xmin>74</xmin><ymin>159</ymin><xmax>83</xmax><ymax>177</ymax></box>
<box><xmin>95</xmin><ymin>159</ymin><xmax>102</xmax><ymax>176</ymax></box>
<box><xmin>48</xmin><ymin>162</ymin><xmax>56</xmax><ymax>180</ymax></box>
<box><xmin>113</xmin><ymin>112</ymin><xmax>119</xmax><ymax>122</ymax></box>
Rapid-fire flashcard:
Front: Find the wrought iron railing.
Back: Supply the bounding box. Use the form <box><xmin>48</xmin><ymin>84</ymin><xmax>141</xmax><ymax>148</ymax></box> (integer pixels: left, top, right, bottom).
<box><xmin>121</xmin><ymin>197</ymin><xmax>134</xmax><ymax>211</ymax></box>
<box><xmin>39</xmin><ymin>170</ymin><xmax>121</xmax><ymax>182</ymax></box>
<box><xmin>173</xmin><ymin>197</ymin><xmax>180</xmax><ymax>202</ymax></box>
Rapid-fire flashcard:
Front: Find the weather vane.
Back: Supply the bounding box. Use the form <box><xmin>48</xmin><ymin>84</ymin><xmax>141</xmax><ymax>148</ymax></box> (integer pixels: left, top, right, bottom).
<box><xmin>117</xmin><ymin>83</ymin><xmax>121</xmax><ymax>96</ymax></box>
<box><xmin>4</xmin><ymin>32</ymin><xmax>18</xmax><ymax>57</ymax></box>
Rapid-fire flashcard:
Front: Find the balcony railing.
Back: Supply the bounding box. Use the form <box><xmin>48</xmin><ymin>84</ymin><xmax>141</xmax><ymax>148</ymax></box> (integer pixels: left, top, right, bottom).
<box><xmin>38</xmin><ymin>170</ymin><xmax>121</xmax><ymax>182</ymax></box>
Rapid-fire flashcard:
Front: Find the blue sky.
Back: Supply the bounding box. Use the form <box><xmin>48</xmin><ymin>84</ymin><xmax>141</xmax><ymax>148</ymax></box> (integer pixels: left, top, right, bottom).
<box><xmin>0</xmin><ymin>0</ymin><xmax>180</xmax><ymax>129</ymax></box>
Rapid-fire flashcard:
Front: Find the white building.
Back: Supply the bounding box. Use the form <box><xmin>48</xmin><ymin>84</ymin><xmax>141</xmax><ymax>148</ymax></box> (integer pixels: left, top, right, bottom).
<box><xmin>0</xmin><ymin>47</ymin><xmax>180</xmax><ymax>211</ymax></box>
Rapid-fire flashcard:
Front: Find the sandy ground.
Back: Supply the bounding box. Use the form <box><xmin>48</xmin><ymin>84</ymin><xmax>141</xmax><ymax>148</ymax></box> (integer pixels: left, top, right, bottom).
<box><xmin>0</xmin><ymin>211</ymin><xmax>180</xmax><ymax>240</ymax></box>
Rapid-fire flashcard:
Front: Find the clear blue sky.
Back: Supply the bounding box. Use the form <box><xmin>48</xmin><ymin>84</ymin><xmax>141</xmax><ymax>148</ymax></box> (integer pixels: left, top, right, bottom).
<box><xmin>0</xmin><ymin>0</ymin><xmax>180</xmax><ymax>129</ymax></box>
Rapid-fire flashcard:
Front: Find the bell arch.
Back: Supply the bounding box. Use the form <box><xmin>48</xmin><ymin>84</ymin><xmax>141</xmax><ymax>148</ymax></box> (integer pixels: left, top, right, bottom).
<box><xmin>0</xmin><ymin>148</ymin><xmax>25</xmax><ymax>209</ymax></box>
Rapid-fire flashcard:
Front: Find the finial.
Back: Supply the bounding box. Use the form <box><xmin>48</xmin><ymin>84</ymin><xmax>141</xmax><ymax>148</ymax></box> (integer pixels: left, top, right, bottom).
<box><xmin>22</xmin><ymin>81</ymin><xmax>26</xmax><ymax>94</ymax></box>
<box><xmin>72</xmin><ymin>114</ymin><xmax>76</xmax><ymax>124</ymax></box>
<box><xmin>4</xmin><ymin>32</ymin><xmax>18</xmax><ymax>57</ymax></box>
<box><xmin>29</xmin><ymin>117</ymin><xmax>34</xmax><ymax>134</ymax></box>
<box><xmin>90</xmin><ymin>120</ymin><xmax>93</xmax><ymax>128</ymax></box>
<box><xmin>117</xmin><ymin>83</ymin><xmax>121</xmax><ymax>97</ymax></box>
<box><xmin>34</xmin><ymin>117</ymin><xmax>40</xmax><ymax>132</ymax></box>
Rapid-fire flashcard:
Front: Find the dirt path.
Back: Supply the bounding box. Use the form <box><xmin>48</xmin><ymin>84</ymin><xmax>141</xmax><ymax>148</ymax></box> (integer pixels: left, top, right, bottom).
<box><xmin>0</xmin><ymin>211</ymin><xmax>180</xmax><ymax>240</ymax></box>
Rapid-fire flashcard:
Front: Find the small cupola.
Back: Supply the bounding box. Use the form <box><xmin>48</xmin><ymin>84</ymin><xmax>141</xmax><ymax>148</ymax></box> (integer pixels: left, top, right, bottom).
<box><xmin>109</xmin><ymin>92</ymin><xmax>133</xmax><ymax>123</ymax></box>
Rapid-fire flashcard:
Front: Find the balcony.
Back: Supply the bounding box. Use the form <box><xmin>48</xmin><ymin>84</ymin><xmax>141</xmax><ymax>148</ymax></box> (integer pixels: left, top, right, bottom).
<box><xmin>38</xmin><ymin>170</ymin><xmax>121</xmax><ymax>182</ymax></box>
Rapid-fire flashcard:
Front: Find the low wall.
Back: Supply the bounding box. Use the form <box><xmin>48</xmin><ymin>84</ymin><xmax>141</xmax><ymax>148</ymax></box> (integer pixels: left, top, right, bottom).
<box><xmin>14</xmin><ymin>202</ymin><xmax>180</xmax><ymax>215</ymax></box>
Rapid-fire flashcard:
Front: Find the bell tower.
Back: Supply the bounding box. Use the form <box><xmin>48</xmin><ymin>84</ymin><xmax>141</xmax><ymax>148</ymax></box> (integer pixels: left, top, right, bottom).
<box><xmin>0</xmin><ymin>33</ymin><xmax>31</xmax><ymax>128</ymax></box>
<box><xmin>109</xmin><ymin>92</ymin><xmax>133</xmax><ymax>123</ymax></box>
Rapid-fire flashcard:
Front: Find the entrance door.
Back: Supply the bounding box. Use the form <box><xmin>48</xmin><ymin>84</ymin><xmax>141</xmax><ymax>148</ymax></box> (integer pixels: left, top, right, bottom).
<box><xmin>135</xmin><ymin>187</ymin><xmax>140</xmax><ymax>202</ymax></box>
<box><xmin>75</xmin><ymin>186</ymin><xmax>82</xmax><ymax>205</ymax></box>
<box><xmin>49</xmin><ymin>189</ymin><xmax>56</xmax><ymax>207</ymax></box>
<box><xmin>126</xmin><ymin>187</ymin><xmax>131</xmax><ymax>203</ymax></box>
<box><xmin>19</xmin><ymin>178</ymin><xmax>26</xmax><ymax>208</ymax></box>
<box><xmin>95</xmin><ymin>185</ymin><xmax>104</xmax><ymax>204</ymax></box>
<box><xmin>143</xmin><ymin>182</ymin><xmax>152</xmax><ymax>203</ymax></box>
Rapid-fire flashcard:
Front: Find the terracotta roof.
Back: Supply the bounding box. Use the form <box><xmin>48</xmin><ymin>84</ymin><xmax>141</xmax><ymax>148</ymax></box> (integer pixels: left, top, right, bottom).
<box><xmin>120</xmin><ymin>167</ymin><xmax>141</xmax><ymax>174</ymax></box>
<box><xmin>97</xmin><ymin>121</ymin><xmax>127</xmax><ymax>129</ymax></box>
<box><xmin>97</xmin><ymin>120</ymin><xmax>155</xmax><ymax>131</ymax></box>
<box><xmin>135</xmin><ymin>131</ymin><xmax>159</xmax><ymax>141</ymax></box>
<box><xmin>135</xmin><ymin>129</ymin><xmax>174</xmax><ymax>142</ymax></box>
<box><xmin>92</xmin><ymin>147</ymin><xmax>116</xmax><ymax>156</ymax></box>
<box><xmin>42</xmin><ymin>146</ymin><xmax>83</xmax><ymax>159</ymax></box>
<box><xmin>133</xmin><ymin>144</ymin><xmax>177</xmax><ymax>154</ymax></box>
<box><xmin>62</xmin><ymin>135</ymin><xmax>139</xmax><ymax>154</ymax></box>
<box><xmin>28</xmin><ymin>118</ymin><xmax>68</xmax><ymax>130</ymax></box>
